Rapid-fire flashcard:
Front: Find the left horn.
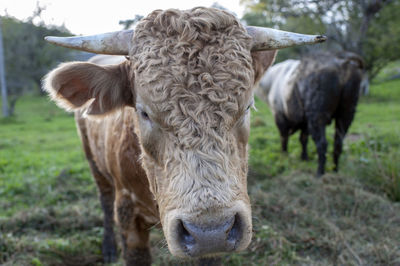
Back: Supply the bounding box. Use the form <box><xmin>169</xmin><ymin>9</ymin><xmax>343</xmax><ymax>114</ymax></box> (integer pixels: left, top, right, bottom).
<box><xmin>44</xmin><ymin>30</ymin><xmax>134</xmax><ymax>55</ymax></box>
<box><xmin>246</xmin><ymin>26</ymin><xmax>326</xmax><ymax>51</ymax></box>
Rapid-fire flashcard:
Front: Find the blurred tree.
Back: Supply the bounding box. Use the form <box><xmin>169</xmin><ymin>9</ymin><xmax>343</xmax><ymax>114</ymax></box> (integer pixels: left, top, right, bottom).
<box><xmin>241</xmin><ymin>0</ymin><xmax>400</xmax><ymax>80</ymax></box>
<box><xmin>119</xmin><ymin>15</ymin><xmax>144</xmax><ymax>30</ymax></box>
<box><xmin>1</xmin><ymin>7</ymin><xmax>73</xmax><ymax>115</ymax></box>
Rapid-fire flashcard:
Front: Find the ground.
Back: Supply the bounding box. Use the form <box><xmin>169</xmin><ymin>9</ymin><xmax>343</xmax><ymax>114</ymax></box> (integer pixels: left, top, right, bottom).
<box><xmin>0</xmin><ymin>79</ymin><xmax>399</xmax><ymax>265</ymax></box>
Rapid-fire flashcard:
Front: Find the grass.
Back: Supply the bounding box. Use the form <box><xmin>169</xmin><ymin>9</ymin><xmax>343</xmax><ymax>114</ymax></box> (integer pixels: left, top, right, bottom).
<box><xmin>373</xmin><ymin>60</ymin><xmax>400</xmax><ymax>82</ymax></box>
<box><xmin>1</xmin><ymin>79</ymin><xmax>400</xmax><ymax>265</ymax></box>
<box><xmin>249</xmin><ymin>79</ymin><xmax>400</xmax><ymax>199</ymax></box>
<box><xmin>0</xmin><ymin>97</ymin><xmax>94</xmax><ymax>217</ymax></box>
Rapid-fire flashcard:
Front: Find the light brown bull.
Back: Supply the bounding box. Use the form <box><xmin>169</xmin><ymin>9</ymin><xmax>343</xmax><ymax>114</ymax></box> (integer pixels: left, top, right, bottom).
<box><xmin>43</xmin><ymin>7</ymin><xmax>325</xmax><ymax>265</ymax></box>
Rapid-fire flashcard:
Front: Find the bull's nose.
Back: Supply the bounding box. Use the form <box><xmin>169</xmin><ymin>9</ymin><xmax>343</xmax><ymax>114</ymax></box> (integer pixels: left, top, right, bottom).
<box><xmin>176</xmin><ymin>214</ymin><xmax>243</xmax><ymax>257</ymax></box>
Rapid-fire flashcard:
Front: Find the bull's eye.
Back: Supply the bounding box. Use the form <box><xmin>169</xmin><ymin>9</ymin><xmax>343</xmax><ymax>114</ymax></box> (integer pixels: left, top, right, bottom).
<box><xmin>245</xmin><ymin>101</ymin><xmax>253</xmax><ymax>113</ymax></box>
<box><xmin>140</xmin><ymin>110</ymin><xmax>150</xmax><ymax>120</ymax></box>
<box><xmin>246</xmin><ymin>104</ymin><xmax>251</xmax><ymax>112</ymax></box>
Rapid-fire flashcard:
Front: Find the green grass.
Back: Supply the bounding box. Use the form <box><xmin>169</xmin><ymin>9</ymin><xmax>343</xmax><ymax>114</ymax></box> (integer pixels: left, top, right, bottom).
<box><xmin>249</xmin><ymin>79</ymin><xmax>400</xmax><ymax>201</ymax></box>
<box><xmin>373</xmin><ymin>60</ymin><xmax>400</xmax><ymax>82</ymax></box>
<box><xmin>1</xmin><ymin>79</ymin><xmax>400</xmax><ymax>265</ymax></box>
<box><xmin>0</xmin><ymin>97</ymin><xmax>95</xmax><ymax>216</ymax></box>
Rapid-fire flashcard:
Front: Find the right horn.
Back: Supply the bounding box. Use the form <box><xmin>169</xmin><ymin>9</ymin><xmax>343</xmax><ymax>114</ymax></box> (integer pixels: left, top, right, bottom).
<box><xmin>246</xmin><ymin>26</ymin><xmax>326</xmax><ymax>51</ymax></box>
<box><xmin>44</xmin><ymin>30</ymin><xmax>133</xmax><ymax>55</ymax></box>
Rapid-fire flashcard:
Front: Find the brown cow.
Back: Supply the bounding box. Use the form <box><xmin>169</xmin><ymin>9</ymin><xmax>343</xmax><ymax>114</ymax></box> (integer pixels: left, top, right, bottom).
<box><xmin>43</xmin><ymin>7</ymin><xmax>325</xmax><ymax>265</ymax></box>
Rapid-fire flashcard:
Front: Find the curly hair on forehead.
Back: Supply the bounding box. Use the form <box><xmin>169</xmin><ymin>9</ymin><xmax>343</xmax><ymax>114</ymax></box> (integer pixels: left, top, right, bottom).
<box><xmin>134</xmin><ymin>7</ymin><xmax>249</xmax><ymax>43</ymax></box>
<box><xmin>130</xmin><ymin>7</ymin><xmax>255</xmax><ymax>140</ymax></box>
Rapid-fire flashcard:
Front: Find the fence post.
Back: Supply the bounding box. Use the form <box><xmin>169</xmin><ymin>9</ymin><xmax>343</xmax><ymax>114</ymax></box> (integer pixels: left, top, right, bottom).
<box><xmin>0</xmin><ymin>17</ymin><xmax>10</xmax><ymax>117</ymax></box>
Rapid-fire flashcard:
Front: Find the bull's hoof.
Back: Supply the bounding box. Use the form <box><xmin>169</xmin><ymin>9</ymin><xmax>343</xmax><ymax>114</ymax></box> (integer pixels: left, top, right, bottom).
<box><xmin>103</xmin><ymin>241</ymin><xmax>118</xmax><ymax>263</ymax></box>
<box><xmin>103</xmin><ymin>246</ymin><xmax>118</xmax><ymax>263</ymax></box>
<box><xmin>315</xmin><ymin>171</ymin><xmax>324</xmax><ymax>178</ymax></box>
<box><xmin>125</xmin><ymin>247</ymin><xmax>151</xmax><ymax>266</ymax></box>
<box><xmin>103</xmin><ymin>251</ymin><xmax>118</xmax><ymax>264</ymax></box>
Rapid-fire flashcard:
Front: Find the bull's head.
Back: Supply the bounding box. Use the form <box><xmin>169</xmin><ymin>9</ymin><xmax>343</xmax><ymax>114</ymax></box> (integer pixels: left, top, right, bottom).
<box><xmin>44</xmin><ymin>8</ymin><xmax>325</xmax><ymax>259</ymax></box>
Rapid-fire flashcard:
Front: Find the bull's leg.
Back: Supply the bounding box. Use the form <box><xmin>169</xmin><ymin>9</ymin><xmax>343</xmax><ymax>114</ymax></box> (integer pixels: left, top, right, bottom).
<box><xmin>333</xmin><ymin>116</ymin><xmax>354</xmax><ymax>172</ymax></box>
<box><xmin>308</xmin><ymin>122</ymin><xmax>327</xmax><ymax>177</ymax></box>
<box><xmin>275</xmin><ymin>114</ymin><xmax>290</xmax><ymax>153</ymax></box>
<box><xmin>280</xmin><ymin>132</ymin><xmax>289</xmax><ymax>153</ymax></box>
<box><xmin>299</xmin><ymin>129</ymin><xmax>309</xmax><ymax>161</ymax></box>
<box><xmin>116</xmin><ymin>190</ymin><xmax>151</xmax><ymax>266</ymax></box>
<box><xmin>88</xmin><ymin>160</ymin><xmax>118</xmax><ymax>263</ymax></box>
<box><xmin>77</xmin><ymin>121</ymin><xmax>118</xmax><ymax>263</ymax></box>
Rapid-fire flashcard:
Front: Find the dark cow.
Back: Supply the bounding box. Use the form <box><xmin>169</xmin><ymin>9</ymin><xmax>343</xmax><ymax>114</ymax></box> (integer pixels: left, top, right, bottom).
<box><xmin>43</xmin><ymin>7</ymin><xmax>325</xmax><ymax>265</ymax></box>
<box><xmin>257</xmin><ymin>51</ymin><xmax>365</xmax><ymax>176</ymax></box>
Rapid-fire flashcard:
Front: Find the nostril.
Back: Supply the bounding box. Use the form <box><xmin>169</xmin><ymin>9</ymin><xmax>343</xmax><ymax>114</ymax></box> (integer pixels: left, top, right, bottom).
<box><xmin>227</xmin><ymin>214</ymin><xmax>242</xmax><ymax>246</ymax></box>
<box><xmin>175</xmin><ymin>214</ymin><xmax>244</xmax><ymax>256</ymax></box>
<box><xmin>177</xmin><ymin>220</ymin><xmax>196</xmax><ymax>249</ymax></box>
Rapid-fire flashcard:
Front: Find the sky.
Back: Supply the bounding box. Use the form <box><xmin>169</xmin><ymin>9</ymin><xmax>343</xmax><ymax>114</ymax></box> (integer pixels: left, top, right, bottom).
<box><xmin>1</xmin><ymin>0</ymin><xmax>245</xmax><ymax>35</ymax></box>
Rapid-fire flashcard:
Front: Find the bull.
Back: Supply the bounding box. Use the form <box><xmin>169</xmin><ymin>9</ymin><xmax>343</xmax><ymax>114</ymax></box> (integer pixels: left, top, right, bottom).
<box><xmin>256</xmin><ymin>52</ymin><xmax>365</xmax><ymax>177</ymax></box>
<box><xmin>43</xmin><ymin>7</ymin><xmax>325</xmax><ymax>265</ymax></box>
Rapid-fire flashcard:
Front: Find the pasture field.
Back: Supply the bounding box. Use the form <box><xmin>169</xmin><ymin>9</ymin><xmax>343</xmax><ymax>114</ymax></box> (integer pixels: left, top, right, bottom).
<box><xmin>1</xmin><ymin>80</ymin><xmax>400</xmax><ymax>265</ymax></box>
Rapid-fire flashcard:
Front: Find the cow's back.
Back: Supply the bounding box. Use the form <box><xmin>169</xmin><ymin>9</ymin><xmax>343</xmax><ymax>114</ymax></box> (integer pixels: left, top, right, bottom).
<box><xmin>258</xmin><ymin>59</ymin><xmax>303</xmax><ymax>124</ymax></box>
<box><xmin>297</xmin><ymin>54</ymin><xmax>363</xmax><ymax>124</ymax></box>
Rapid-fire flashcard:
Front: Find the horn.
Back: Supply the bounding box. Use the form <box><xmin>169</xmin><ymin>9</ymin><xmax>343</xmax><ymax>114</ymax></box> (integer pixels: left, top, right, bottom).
<box><xmin>44</xmin><ymin>30</ymin><xmax>134</xmax><ymax>55</ymax></box>
<box><xmin>246</xmin><ymin>26</ymin><xmax>326</xmax><ymax>51</ymax></box>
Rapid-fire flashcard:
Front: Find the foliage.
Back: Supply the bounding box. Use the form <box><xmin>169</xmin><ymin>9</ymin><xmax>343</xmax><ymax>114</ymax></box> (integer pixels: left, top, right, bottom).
<box><xmin>242</xmin><ymin>0</ymin><xmax>326</xmax><ymax>63</ymax></box>
<box><xmin>0</xmin><ymin>14</ymin><xmax>73</xmax><ymax>115</ymax></box>
<box><xmin>0</xmin><ymin>80</ymin><xmax>400</xmax><ymax>264</ymax></box>
<box><xmin>364</xmin><ymin>1</ymin><xmax>400</xmax><ymax>78</ymax></box>
<box><xmin>119</xmin><ymin>15</ymin><xmax>144</xmax><ymax>30</ymax></box>
<box><xmin>241</xmin><ymin>0</ymin><xmax>400</xmax><ymax>79</ymax></box>
<box><xmin>373</xmin><ymin>60</ymin><xmax>400</xmax><ymax>82</ymax></box>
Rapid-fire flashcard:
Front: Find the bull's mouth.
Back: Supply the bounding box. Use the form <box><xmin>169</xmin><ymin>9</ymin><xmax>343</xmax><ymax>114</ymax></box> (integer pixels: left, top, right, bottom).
<box><xmin>163</xmin><ymin>201</ymin><xmax>252</xmax><ymax>258</ymax></box>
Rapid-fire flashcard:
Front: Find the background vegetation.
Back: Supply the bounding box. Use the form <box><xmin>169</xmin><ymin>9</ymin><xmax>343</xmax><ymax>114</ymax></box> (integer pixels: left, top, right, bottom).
<box><xmin>241</xmin><ymin>0</ymin><xmax>400</xmax><ymax>79</ymax></box>
<box><xmin>1</xmin><ymin>78</ymin><xmax>399</xmax><ymax>265</ymax></box>
<box><xmin>1</xmin><ymin>1</ymin><xmax>400</xmax><ymax>265</ymax></box>
<box><xmin>0</xmin><ymin>6</ymin><xmax>91</xmax><ymax>117</ymax></box>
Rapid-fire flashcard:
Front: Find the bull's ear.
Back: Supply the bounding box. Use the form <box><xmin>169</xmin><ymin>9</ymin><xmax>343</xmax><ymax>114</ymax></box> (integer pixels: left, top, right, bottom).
<box><xmin>43</xmin><ymin>60</ymin><xmax>134</xmax><ymax>115</ymax></box>
<box><xmin>251</xmin><ymin>50</ymin><xmax>278</xmax><ymax>85</ymax></box>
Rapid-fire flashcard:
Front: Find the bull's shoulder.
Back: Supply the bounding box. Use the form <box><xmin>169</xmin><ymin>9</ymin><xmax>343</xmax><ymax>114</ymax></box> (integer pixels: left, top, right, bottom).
<box><xmin>75</xmin><ymin>108</ymin><xmax>140</xmax><ymax>173</ymax></box>
<box><xmin>77</xmin><ymin>108</ymin><xmax>137</xmax><ymax>142</ymax></box>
